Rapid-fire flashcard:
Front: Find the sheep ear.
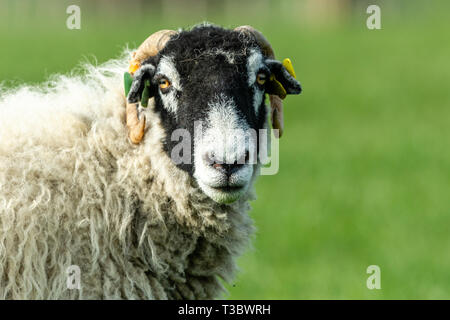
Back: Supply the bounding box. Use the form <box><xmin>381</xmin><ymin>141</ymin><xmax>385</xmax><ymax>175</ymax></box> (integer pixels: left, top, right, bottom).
<box><xmin>127</xmin><ymin>64</ymin><xmax>156</xmax><ymax>106</ymax></box>
<box><xmin>266</xmin><ymin>59</ymin><xmax>302</xmax><ymax>98</ymax></box>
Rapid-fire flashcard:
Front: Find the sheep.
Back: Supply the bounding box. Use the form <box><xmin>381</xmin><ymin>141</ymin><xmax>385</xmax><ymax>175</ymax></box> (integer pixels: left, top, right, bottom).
<box><xmin>0</xmin><ymin>24</ymin><xmax>301</xmax><ymax>299</ymax></box>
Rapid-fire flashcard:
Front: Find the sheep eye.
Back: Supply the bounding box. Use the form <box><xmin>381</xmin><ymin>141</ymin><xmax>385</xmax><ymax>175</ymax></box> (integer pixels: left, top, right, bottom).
<box><xmin>159</xmin><ymin>78</ymin><xmax>171</xmax><ymax>90</ymax></box>
<box><xmin>256</xmin><ymin>73</ymin><xmax>267</xmax><ymax>86</ymax></box>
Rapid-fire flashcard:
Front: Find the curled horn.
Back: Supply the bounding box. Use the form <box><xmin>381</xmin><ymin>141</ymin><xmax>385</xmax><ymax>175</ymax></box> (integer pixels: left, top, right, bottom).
<box><xmin>234</xmin><ymin>25</ymin><xmax>275</xmax><ymax>59</ymax></box>
<box><xmin>126</xmin><ymin>30</ymin><xmax>177</xmax><ymax>144</ymax></box>
<box><xmin>234</xmin><ymin>25</ymin><xmax>285</xmax><ymax>138</ymax></box>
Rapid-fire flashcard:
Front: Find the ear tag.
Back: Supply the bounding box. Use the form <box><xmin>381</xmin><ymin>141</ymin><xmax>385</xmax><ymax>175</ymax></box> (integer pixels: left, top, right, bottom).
<box><xmin>267</xmin><ymin>59</ymin><xmax>296</xmax><ymax>139</ymax></box>
<box><xmin>267</xmin><ymin>74</ymin><xmax>287</xmax><ymax>99</ymax></box>
<box><xmin>129</xmin><ymin>57</ymin><xmax>140</xmax><ymax>75</ymax></box>
<box><xmin>124</xmin><ymin>72</ymin><xmax>133</xmax><ymax>97</ymax></box>
<box><xmin>282</xmin><ymin>58</ymin><xmax>296</xmax><ymax>79</ymax></box>
<box><xmin>140</xmin><ymin>79</ymin><xmax>151</xmax><ymax>108</ymax></box>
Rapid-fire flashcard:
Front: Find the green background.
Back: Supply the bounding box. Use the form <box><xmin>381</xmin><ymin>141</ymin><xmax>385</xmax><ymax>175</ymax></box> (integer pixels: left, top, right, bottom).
<box><xmin>1</xmin><ymin>0</ymin><xmax>449</xmax><ymax>299</ymax></box>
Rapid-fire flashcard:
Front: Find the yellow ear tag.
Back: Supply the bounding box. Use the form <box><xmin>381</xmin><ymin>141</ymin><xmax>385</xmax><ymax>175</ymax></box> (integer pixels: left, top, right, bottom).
<box><xmin>129</xmin><ymin>59</ymin><xmax>140</xmax><ymax>75</ymax></box>
<box><xmin>282</xmin><ymin>58</ymin><xmax>296</xmax><ymax>79</ymax></box>
<box><xmin>267</xmin><ymin>74</ymin><xmax>287</xmax><ymax>99</ymax></box>
<box><xmin>273</xmin><ymin>79</ymin><xmax>287</xmax><ymax>99</ymax></box>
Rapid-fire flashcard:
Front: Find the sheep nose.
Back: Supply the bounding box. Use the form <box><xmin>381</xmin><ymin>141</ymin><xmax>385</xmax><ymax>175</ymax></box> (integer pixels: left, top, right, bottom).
<box><xmin>212</xmin><ymin>162</ymin><xmax>243</xmax><ymax>176</ymax></box>
<box><xmin>203</xmin><ymin>151</ymin><xmax>249</xmax><ymax>176</ymax></box>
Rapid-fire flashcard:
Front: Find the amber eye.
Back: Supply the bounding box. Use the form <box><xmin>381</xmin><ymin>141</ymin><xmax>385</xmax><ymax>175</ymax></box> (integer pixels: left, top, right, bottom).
<box><xmin>256</xmin><ymin>73</ymin><xmax>267</xmax><ymax>86</ymax></box>
<box><xmin>159</xmin><ymin>78</ymin><xmax>171</xmax><ymax>90</ymax></box>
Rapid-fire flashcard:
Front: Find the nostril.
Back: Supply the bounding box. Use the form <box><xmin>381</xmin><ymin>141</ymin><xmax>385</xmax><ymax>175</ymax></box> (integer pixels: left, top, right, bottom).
<box><xmin>212</xmin><ymin>162</ymin><xmax>243</xmax><ymax>176</ymax></box>
<box><xmin>227</xmin><ymin>163</ymin><xmax>243</xmax><ymax>175</ymax></box>
<box><xmin>206</xmin><ymin>151</ymin><xmax>248</xmax><ymax>176</ymax></box>
<box><xmin>213</xmin><ymin>163</ymin><xmax>224</xmax><ymax>171</ymax></box>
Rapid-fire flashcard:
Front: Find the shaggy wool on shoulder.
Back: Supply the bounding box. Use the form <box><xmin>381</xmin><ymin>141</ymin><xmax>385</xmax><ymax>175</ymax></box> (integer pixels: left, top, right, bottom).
<box><xmin>0</xmin><ymin>53</ymin><xmax>256</xmax><ymax>299</ymax></box>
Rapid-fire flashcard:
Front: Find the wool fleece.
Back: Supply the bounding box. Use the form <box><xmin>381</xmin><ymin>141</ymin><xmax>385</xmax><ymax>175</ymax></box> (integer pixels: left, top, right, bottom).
<box><xmin>0</xmin><ymin>51</ymin><xmax>256</xmax><ymax>299</ymax></box>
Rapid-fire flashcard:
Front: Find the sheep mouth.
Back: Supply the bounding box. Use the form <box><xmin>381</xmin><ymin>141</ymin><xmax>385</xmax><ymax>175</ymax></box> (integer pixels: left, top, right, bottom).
<box><xmin>197</xmin><ymin>180</ymin><xmax>249</xmax><ymax>204</ymax></box>
<box><xmin>211</xmin><ymin>185</ymin><xmax>245</xmax><ymax>193</ymax></box>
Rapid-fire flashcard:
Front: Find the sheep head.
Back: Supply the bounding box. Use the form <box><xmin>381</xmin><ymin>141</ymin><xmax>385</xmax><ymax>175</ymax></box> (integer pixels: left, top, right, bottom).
<box><xmin>126</xmin><ymin>25</ymin><xmax>301</xmax><ymax>203</ymax></box>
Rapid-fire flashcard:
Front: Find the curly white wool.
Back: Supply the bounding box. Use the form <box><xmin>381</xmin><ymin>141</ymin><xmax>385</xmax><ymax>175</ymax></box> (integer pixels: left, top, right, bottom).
<box><xmin>0</xmin><ymin>52</ymin><xmax>256</xmax><ymax>299</ymax></box>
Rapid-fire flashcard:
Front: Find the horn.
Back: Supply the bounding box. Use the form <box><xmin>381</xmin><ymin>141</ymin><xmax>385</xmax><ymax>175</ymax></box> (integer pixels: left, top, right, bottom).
<box><xmin>126</xmin><ymin>30</ymin><xmax>177</xmax><ymax>144</ymax></box>
<box><xmin>234</xmin><ymin>25</ymin><xmax>275</xmax><ymax>59</ymax></box>
<box><xmin>234</xmin><ymin>25</ymin><xmax>284</xmax><ymax>138</ymax></box>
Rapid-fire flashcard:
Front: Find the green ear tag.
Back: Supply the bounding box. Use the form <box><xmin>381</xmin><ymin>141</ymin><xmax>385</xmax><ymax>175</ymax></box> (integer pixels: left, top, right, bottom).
<box><xmin>141</xmin><ymin>80</ymin><xmax>150</xmax><ymax>107</ymax></box>
<box><xmin>124</xmin><ymin>72</ymin><xmax>133</xmax><ymax>97</ymax></box>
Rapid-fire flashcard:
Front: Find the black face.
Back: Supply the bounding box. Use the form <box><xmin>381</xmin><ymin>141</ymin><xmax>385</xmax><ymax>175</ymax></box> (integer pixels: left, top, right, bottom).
<box><xmin>128</xmin><ymin>25</ymin><xmax>301</xmax><ymax>203</ymax></box>
<box><xmin>159</xmin><ymin>50</ymin><xmax>266</xmax><ymax>174</ymax></box>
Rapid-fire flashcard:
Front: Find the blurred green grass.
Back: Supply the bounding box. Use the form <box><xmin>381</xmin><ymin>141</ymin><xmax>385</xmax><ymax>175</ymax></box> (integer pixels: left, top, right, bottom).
<box><xmin>1</xmin><ymin>0</ymin><xmax>450</xmax><ymax>299</ymax></box>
